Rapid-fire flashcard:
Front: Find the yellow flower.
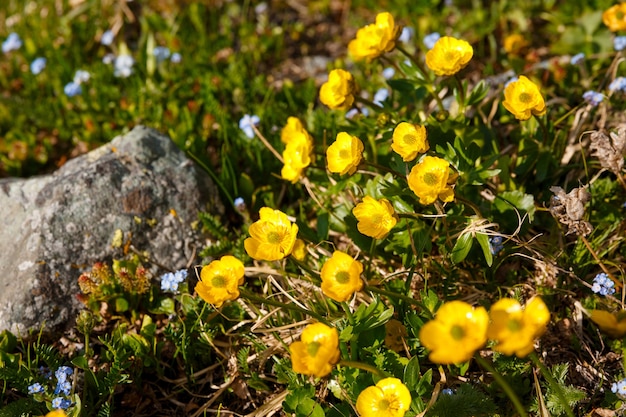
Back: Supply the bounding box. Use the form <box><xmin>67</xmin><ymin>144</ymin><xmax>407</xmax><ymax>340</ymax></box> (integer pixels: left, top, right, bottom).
<box><xmin>503</xmin><ymin>34</ymin><xmax>529</xmax><ymax>55</ymax></box>
<box><xmin>195</xmin><ymin>255</ymin><xmax>245</xmax><ymax>307</ymax></box>
<box><xmin>391</xmin><ymin>122</ymin><xmax>429</xmax><ymax>162</ymax></box>
<box><xmin>244</xmin><ymin>207</ymin><xmax>299</xmax><ymax>261</ymax></box>
<box><xmin>348</xmin><ymin>12</ymin><xmax>400</xmax><ymax>62</ymax></box>
<box><xmin>291</xmin><ymin>238</ymin><xmax>306</xmax><ymax>261</ymax></box>
<box><xmin>281</xmin><ymin>131</ymin><xmax>313</xmax><ymax>183</ymax></box>
<box><xmin>419</xmin><ymin>300</ymin><xmax>489</xmax><ymax>364</ymax></box>
<box><xmin>320</xmin><ymin>251</ymin><xmax>364</xmax><ymax>302</ymax></box>
<box><xmin>589</xmin><ymin>309</ymin><xmax>626</xmax><ymax>338</ymax></box>
<box><xmin>352</xmin><ymin>196</ymin><xmax>397</xmax><ymax>239</ymax></box>
<box><xmin>319</xmin><ymin>69</ymin><xmax>357</xmax><ymax>110</ymax></box>
<box><xmin>290</xmin><ymin>322</ymin><xmax>340</xmax><ymax>378</ymax></box>
<box><xmin>385</xmin><ymin>319</ymin><xmax>408</xmax><ymax>353</ymax></box>
<box><xmin>425</xmin><ymin>36</ymin><xmax>473</xmax><ymax>76</ymax></box>
<box><xmin>45</xmin><ymin>411</ymin><xmax>68</xmax><ymax>417</ymax></box>
<box><xmin>603</xmin><ymin>3</ymin><xmax>626</xmax><ymax>32</ymax></box>
<box><xmin>487</xmin><ymin>297</ymin><xmax>550</xmax><ymax>357</ymax></box>
<box><xmin>281</xmin><ymin>117</ymin><xmax>309</xmax><ymax>145</ymax></box>
<box><xmin>326</xmin><ymin>132</ymin><xmax>364</xmax><ymax>175</ymax></box>
<box><xmin>502</xmin><ymin>75</ymin><xmax>546</xmax><ymax>121</ymax></box>
<box><xmin>356</xmin><ymin>377</ymin><xmax>411</xmax><ymax>417</ymax></box>
<box><xmin>407</xmin><ymin>156</ymin><xmax>455</xmax><ymax>205</ymax></box>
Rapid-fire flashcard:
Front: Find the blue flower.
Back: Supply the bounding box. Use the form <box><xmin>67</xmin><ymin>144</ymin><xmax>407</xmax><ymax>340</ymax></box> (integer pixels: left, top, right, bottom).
<box><xmin>239</xmin><ymin>114</ymin><xmax>260</xmax><ymax>139</ymax></box>
<box><xmin>570</xmin><ymin>53</ymin><xmax>585</xmax><ymax>65</ymax></box>
<box><xmin>64</xmin><ymin>81</ymin><xmax>82</xmax><ymax>97</ymax></box>
<box><xmin>612</xmin><ymin>378</ymin><xmax>626</xmax><ymax>397</ymax></box>
<box><xmin>583</xmin><ymin>90</ymin><xmax>603</xmax><ymax>107</ymax></box>
<box><xmin>441</xmin><ymin>388</ymin><xmax>454</xmax><ymax>395</ymax></box>
<box><xmin>55</xmin><ymin>366</ymin><xmax>73</xmax><ymax>382</ymax></box>
<box><xmin>2</xmin><ymin>32</ymin><xmax>22</xmax><ymax>53</ymax></box>
<box><xmin>423</xmin><ymin>32</ymin><xmax>441</xmax><ymax>50</ymax></box>
<box><xmin>30</xmin><ymin>57</ymin><xmax>47</xmax><ymax>75</ymax></box>
<box><xmin>399</xmin><ymin>27</ymin><xmax>415</xmax><ymax>43</ymax></box>
<box><xmin>160</xmin><ymin>269</ymin><xmax>188</xmax><ymax>292</ymax></box>
<box><xmin>73</xmin><ymin>70</ymin><xmax>90</xmax><ymax>84</ymax></box>
<box><xmin>345</xmin><ymin>107</ymin><xmax>369</xmax><ymax>119</ymax></box>
<box><xmin>614</xmin><ymin>36</ymin><xmax>626</xmax><ymax>52</ymax></box>
<box><xmin>153</xmin><ymin>46</ymin><xmax>171</xmax><ymax>63</ymax></box>
<box><xmin>382</xmin><ymin>67</ymin><xmax>395</xmax><ymax>80</ymax></box>
<box><xmin>54</xmin><ymin>380</ymin><xmax>72</xmax><ymax>396</ymax></box>
<box><xmin>101</xmin><ymin>30</ymin><xmax>114</xmax><ymax>46</ymax></box>
<box><xmin>171</xmin><ymin>52</ymin><xmax>182</xmax><ymax>64</ymax></box>
<box><xmin>489</xmin><ymin>236</ymin><xmax>504</xmax><ymax>255</ymax></box>
<box><xmin>52</xmin><ymin>397</ymin><xmax>72</xmax><ymax>409</ymax></box>
<box><xmin>28</xmin><ymin>382</ymin><xmax>44</xmax><ymax>394</ymax></box>
<box><xmin>103</xmin><ymin>53</ymin><xmax>116</xmax><ymax>65</ymax></box>
<box><xmin>234</xmin><ymin>197</ymin><xmax>246</xmax><ymax>211</ymax></box>
<box><xmin>609</xmin><ymin>77</ymin><xmax>626</xmax><ymax>93</ymax></box>
<box><xmin>114</xmin><ymin>54</ymin><xmax>134</xmax><ymax>78</ymax></box>
<box><xmin>373</xmin><ymin>88</ymin><xmax>389</xmax><ymax>107</ymax></box>
<box><xmin>591</xmin><ymin>272</ymin><xmax>615</xmax><ymax>296</ymax></box>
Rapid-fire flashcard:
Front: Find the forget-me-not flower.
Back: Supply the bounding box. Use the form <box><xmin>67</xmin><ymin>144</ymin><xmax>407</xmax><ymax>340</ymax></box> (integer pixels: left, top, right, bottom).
<box><xmin>153</xmin><ymin>46</ymin><xmax>171</xmax><ymax>63</ymax></box>
<box><xmin>64</xmin><ymin>82</ymin><xmax>82</xmax><ymax>97</ymax></box>
<box><xmin>30</xmin><ymin>57</ymin><xmax>47</xmax><ymax>75</ymax></box>
<box><xmin>382</xmin><ymin>67</ymin><xmax>395</xmax><ymax>79</ymax></box>
<box><xmin>52</xmin><ymin>397</ymin><xmax>72</xmax><ymax>409</ymax></box>
<box><xmin>54</xmin><ymin>380</ymin><xmax>72</xmax><ymax>396</ymax></box>
<box><xmin>399</xmin><ymin>26</ymin><xmax>415</xmax><ymax>43</ymax></box>
<box><xmin>114</xmin><ymin>54</ymin><xmax>135</xmax><ymax>78</ymax></box>
<box><xmin>423</xmin><ymin>32</ymin><xmax>441</xmax><ymax>50</ymax></box>
<box><xmin>239</xmin><ymin>114</ymin><xmax>260</xmax><ymax>139</ymax></box>
<box><xmin>101</xmin><ymin>29</ymin><xmax>114</xmax><ymax>46</ymax></box>
<box><xmin>441</xmin><ymin>388</ymin><xmax>454</xmax><ymax>395</ymax></box>
<box><xmin>614</xmin><ymin>36</ymin><xmax>626</xmax><ymax>52</ymax></box>
<box><xmin>160</xmin><ymin>269</ymin><xmax>188</xmax><ymax>292</ymax></box>
<box><xmin>609</xmin><ymin>77</ymin><xmax>626</xmax><ymax>93</ymax></box>
<box><xmin>570</xmin><ymin>53</ymin><xmax>585</xmax><ymax>65</ymax></box>
<box><xmin>373</xmin><ymin>88</ymin><xmax>389</xmax><ymax>107</ymax></box>
<box><xmin>592</xmin><ymin>272</ymin><xmax>615</xmax><ymax>296</ymax></box>
<box><xmin>583</xmin><ymin>90</ymin><xmax>603</xmax><ymax>107</ymax></box>
<box><xmin>171</xmin><ymin>52</ymin><xmax>182</xmax><ymax>64</ymax></box>
<box><xmin>612</xmin><ymin>378</ymin><xmax>626</xmax><ymax>396</ymax></box>
<box><xmin>28</xmin><ymin>382</ymin><xmax>45</xmax><ymax>394</ymax></box>
<box><xmin>103</xmin><ymin>53</ymin><xmax>116</xmax><ymax>65</ymax></box>
<box><xmin>489</xmin><ymin>236</ymin><xmax>504</xmax><ymax>255</ymax></box>
<box><xmin>73</xmin><ymin>70</ymin><xmax>90</xmax><ymax>84</ymax></box>
<box><xmin>2</xmin><ymin>32</ymin><xmax>22</xmax><ymax>53</ymax></box>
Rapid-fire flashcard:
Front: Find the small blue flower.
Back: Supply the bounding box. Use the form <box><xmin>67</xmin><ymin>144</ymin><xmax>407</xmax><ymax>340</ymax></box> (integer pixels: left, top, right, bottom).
<box><xmin>441</xmin><ymin>388</ymin><xmax>454</xmax><ymax>395</ymax></box>
<box><xmin>373</xmin><ymin>88</ymin><xmax>389</xmax><ymax>107</ymax></box>
<box><xmin>160</xmin><ymin>269</ymin><xmax>188</xmax><ymax>292</ymax></box>
<box><xmin>382</xmin><ymin>67</ymin><xmax>395</xmax><ymax>80</ymax></box>
<box><xmin>73</xmin><ymin>70</ymin><xmax>90</xmax><ymax>84</ymax></box>
<box><xmin>55</xmin><ymin>366</ymin><xmax>73</xmax><ymax>383</ymax></box>
<box><xmin>399</xmin><ymin>27</ymin><xmax>415</xmax><ymax>43</ymax></box>
<box><xmin>489</xmin><ymin>236</ymin><xmax>504</xmax><ymax>255</ymax></box>
<box><xmin>101</xmin><ymin>30</ymin><xmax>114</xmax><ymax>46</ymax></box>
<box><xmin>239</xmin><ymin>114</ymin><xmax>260</xmax><ymax>139</ymax></box>
<box><xmin>54</xmin><ymin>380</ymin><xmax>72</xmax><ymax>396</ymax></box>
<box><xmin>171</xmin><ymin>52</ymin><xmax>182</xmax><ymax>64</ymax></box>
<box><xmin>614</xmin><ymin>36</ymin><xmax>626</xmax><ymax>52</ymax></box>
<box><xmin>592</xmin><ymin>272</ymin><xmax>615</xmax><ymax>296</ymax></box>
<box><xmin>28</xmin><ymin>382</ymin><xmax>44</xmax><ymax>394</ymax></box>
<box><xmin>423</xmin><ymin>32</ymin><xmax>441</xmax><ymax>50</ymax></box>
<box><xmin>583</xmin><ymin>90</ymin><xmax>603</xmax><ymax>107</ymax></box>
<box><xmin>612</xmin><ymin>378</ymin><xmax>626</xmax><ymax>396</ymax></box>
<box><xmin>609</xmin><ymin>77</ymin><xmax>626</xmax><ymax>93</ymax></box>
<box><xmin>64</xmin><ymin>81</ymin><xmax>82</xmax><ymax>97</ymax></box>
<box><xmin>234</xmin><ymin>197</ymin><xmax>246</xmax><ymax>211</ymax></box>
<box><xmin>30</xmin><ymin>57</ymin><xmax>47</xmax><ymax>75</ymax></box>
<box><xmin>153</xmin><ymin>46</ymin><xmax>171</xmax><ymax>63</ymax></box>
<box><xmin>2</xmin><ymin>32</ymin><xmax>22</xmax><ymax>53</ymax></box>
<box><xmin>52</xmin><ymin>397</ymin><xmax>72</xmax><ymax>410</ymax></box>
<box><xmin>103</xmin><ymin>53</ymin><xmax>116</xmax><ymax>65</ymax></box>
<box><xmin>570</xmin><ymin>53</ymin><xmax>585</xmax><ymax>65</ymax></box>
<box><xmin>114</xmin><ymin>54</ymin><xmax>134</xmax><ymax>78</ymax></box>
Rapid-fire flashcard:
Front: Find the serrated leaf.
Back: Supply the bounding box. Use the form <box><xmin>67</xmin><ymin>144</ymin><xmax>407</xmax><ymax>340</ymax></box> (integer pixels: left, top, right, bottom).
<box><xmin>451</xmin><ymin>232</ymin><xmax>473</xmax><ymax>264</ymax></box>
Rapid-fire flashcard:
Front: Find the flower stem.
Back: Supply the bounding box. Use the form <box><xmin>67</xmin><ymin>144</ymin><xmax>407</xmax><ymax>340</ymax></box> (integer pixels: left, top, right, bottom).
<box><xmin>475</xmin><ymin>355</ymin><xmax>529</xmax><ymax>417</ymax></box>
<box><xmin>529</xmin><ymin>353</ymin><xmax>576</xmax><ymax>417</ymax></box>
<box><xmin>239</xmin><ymin>288</ymin><xmax>329</xmax><ymax>325</ymax></box>
<box><xmin>339</xmin><ymin>360</ymin><xmax>391</xmax><ymax>378</ymax></box>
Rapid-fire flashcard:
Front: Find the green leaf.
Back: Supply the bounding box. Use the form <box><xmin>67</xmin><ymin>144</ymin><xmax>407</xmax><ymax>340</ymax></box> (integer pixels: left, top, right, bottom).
<box><xmin>317</xmin><ymin>211</ymin><xmax>329</xmax><ymax>241</ymax></box>
<box><xmin>475</xmin><ymin>232</ymin><xmax>493</xmax><ymax>266</ymax></box>
<box><xmin>403</xmin><ymin>356</ymin><xmax>421</xmax><ymax>391</ymax></box>
<box><xmin>451</xmin><ymin>232</ymin><xmax>473</xmax><ymax>264</ymax></box>
<box><xmin>466</xmin><ymin>80</ymin><xmax>488</xmax><ymax>106</ymax></box>
<box><xmin>494</xmin><ymin>190</ymin><xmax>536</xmax><ymax>222</ymax></box>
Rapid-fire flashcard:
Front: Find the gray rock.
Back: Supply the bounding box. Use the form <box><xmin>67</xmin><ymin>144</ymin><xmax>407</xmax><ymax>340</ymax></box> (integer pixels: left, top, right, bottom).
<box><xmin>0</xmin><ymin>126</ymin><xmax>223</xmax><ymax>334</ymax></box>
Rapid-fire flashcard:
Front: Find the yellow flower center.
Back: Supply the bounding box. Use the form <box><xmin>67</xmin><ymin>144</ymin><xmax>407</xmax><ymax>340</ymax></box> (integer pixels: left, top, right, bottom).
<box><xmin>335</xmin><ymin>271</ymin><xmax>350</xmax><ymax>284</ymax></box>
<box><xmin>377</xmin><ymin>398</ymin><xmax>391</xmax><ymax>411</ymax></box>
<box><xmin>507</xmin><ymin>319</ymin><xmax>522</xmax><ymax>332</ymax></box>
<box><xmin>450</xmin><ymin>324</ymin><xmax>465</xmax><ymax>340</ymax></box>
<box><xmin>617</xmin><ymin>11</ymin><xmax>624</xmax><ymax>20</ymax></box>
<box><xmin>444</xmin><ymin>51</ymin><xmax>457</xmax><ymax>61</ymax></box>
<box><xmin>518</xmin><ymin>92</ymin><xmax>532</xmax><ymax>103</ymax></box>
<box><xmin>211</xmin><ymin>275</ymin><xmax>226</xmax><ymax>288</ymax></box>
<box><xmin>423</xmin><ymin>172</ymin><xmax>439</xmax><ymax>186</ymax></box>
<box><xmin>267</xmin><ymin>231</ymin><xmax>282</xmax><ymax>244</ymax></box>
<box><xmin>307</xmin><ymin>341</ymin><xmax>320</xmax><ymax>357</ymax></box>
<box><xmin>403</xmin><ymin>134</ymin><xmax>417</xmax><ymax>145</ymax></box>
<box><xmin>339</xmin><ymin>149</ymin><xmax>351</xmax><ymax>159</ymax></box>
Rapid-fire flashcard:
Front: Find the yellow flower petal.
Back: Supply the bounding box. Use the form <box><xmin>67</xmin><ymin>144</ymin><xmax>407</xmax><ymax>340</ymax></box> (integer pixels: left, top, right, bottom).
<box><xmin>590</xmin><ymin>309</ymin><xmax>626</xmax><ymax>338</ymax></box>
<box><xmin>425</xmin><ymin>36</ymin><xmax>473</xmax><ymax>76</ymax></box>
<box><xmin>244</xmin><ymin>207</ymin><xmax>299</xmax><ymax>261</ymax></box>
<box><xmin>603</xmin><ymin>4</ymin><xmax>626</xmax><ymax>32</ymax></box>
<box><xmin>320</xmin><ymin>69</ymin><xmax>357</xmax><ymax>110</ymax></box>
<box><xmin>356</xmin><ymin>377</ymin><xmax>411</xmax><ymax>417</ymax></box>
<box><xmin>407</xmin><ymin>156</ymin><xmax>455</xmax><ymax>205</ymax></box>
<box><xmin>348</xmin><ymin>12</ymin><xmax>401</xmax><ymax>62</ymax></box>
<box><xmin>502</xmin><ymin>75</ymin><xmax>546</xmax><ymax>121</ymax></box>
<box><xmin>352</xmin><ymin>196</ymin><xmax>397</xmax><ymax>239</ymax></box>
<box><xmin>289</xmin><ymin>323</ymin><xmax>340</xmax><ymax>378</ymax></box>
<box><xmin>320</xmin><ymin>251</ymin><xmax>364</xmax><ymax>302</ymax></box>
<box><xmin>196</xmin><ymin>255</ymin><xmax>245</xmax><ymax>307</ymax></box>
<box><xmin>326</xmin><ymin>132</ymin><xmax>364</xmax><ymax>175</ymax></box>
<box><xmin>391</xmin><ymin>122</ymin><xmax>429</xmax><ymax>162</ymax></box>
